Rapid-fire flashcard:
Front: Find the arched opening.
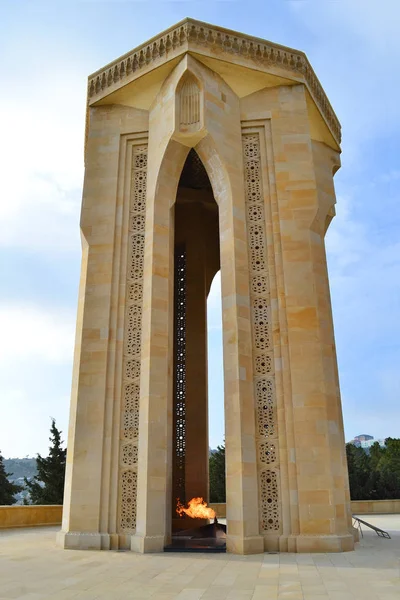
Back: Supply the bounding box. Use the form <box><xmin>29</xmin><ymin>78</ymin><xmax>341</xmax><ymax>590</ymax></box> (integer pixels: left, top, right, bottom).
<box><xmin>169</xmin><ymin>148</ymin><xmax>225</xmax><ymax>550</ymax></box>
<box><xmin>207</xmin><ymin>271</ymin><xmax>225</xmax><ymax>500</ymax></box>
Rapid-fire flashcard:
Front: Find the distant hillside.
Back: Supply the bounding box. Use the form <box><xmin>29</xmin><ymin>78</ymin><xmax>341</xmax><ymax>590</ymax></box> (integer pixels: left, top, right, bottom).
<box><xmin>4</xmin><ymin>458</ymin><xmax>37</xmax><ymax>482</ymax></box>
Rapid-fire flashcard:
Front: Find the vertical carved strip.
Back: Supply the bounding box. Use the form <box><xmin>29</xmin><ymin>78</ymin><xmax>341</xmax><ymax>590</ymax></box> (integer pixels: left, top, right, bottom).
<box><xmin>179</xmin><ymin>76</ymin><xmax>200</xmax><ymax>128</ymax></box>
<box><xmin>118</xmin><ymin>144</ymin><xmax>147</xmax><ymax>533</ymax></box>
<box><xmin>173</xmin><ymin>246</ymin><xmax>187</xmax><ymax>504</ymax></box>
<box><xmin>242</xmin><ymin>133</ymin><xmax>280</xmax><ymax>533</ymax></box>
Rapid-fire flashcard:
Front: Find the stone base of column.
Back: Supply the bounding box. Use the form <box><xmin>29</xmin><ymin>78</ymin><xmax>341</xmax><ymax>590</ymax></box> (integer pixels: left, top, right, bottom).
<box><xmin>261</xmin><ymin>533</ymin><xmax>280</xmax><ymax>553</ymax></box>
<box><xmin>287</xmin><ymin>533</ymin><xmax>355</xmax><ymax>553</ymax></box>
<box><xmin>351</xmin><ymin>526</ymin><xmax>360</xmax><ymax>543</ymax></box>
<box><xmin>172</xmin><ymin>517</ymin><xmax>209</xmax><ymax>531</ymax></box>
<box><xmin>226</xmin><ymin>534</ymin><xmax>264</xmax><ymax>555</ymax></box>
<box><xmin>130</xmin><ymin>533</ymin><xmax>166</xmax><ymax>553</ymax></box>
<box><xmin>56</xmin><ymin>530</ymin><xmax>111</xmax><ymax>550</ymax></box>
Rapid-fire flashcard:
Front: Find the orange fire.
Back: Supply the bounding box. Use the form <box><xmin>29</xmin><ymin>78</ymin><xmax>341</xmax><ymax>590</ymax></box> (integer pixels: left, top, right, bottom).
<box><xmin>176</xmin><ymin>497</ymin><xmax>216</xmax><ymax>520</ymax></box>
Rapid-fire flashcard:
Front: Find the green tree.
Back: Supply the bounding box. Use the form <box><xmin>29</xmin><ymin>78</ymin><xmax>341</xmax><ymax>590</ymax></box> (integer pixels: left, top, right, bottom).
<box><xmin>0</xmin><ymin>451</ymin><xmax>22</xmax><ymax>505</ymax></box>
<box><xmin>346</xmin><ymin>443</ymin><xmax>372</xmax><ymax>500</ymax></box>
<box><xmin>369</xmin><ymin>442</ymin><xmax>385</xmax><ymax>471</ymax></box>
<box><xmin>378</xmin><ymin>438</ymin><xmax>400</xmax><ymax>499</ymax></box>
<box><xmin>209</xmin><ymin>444</ymin><xmax>226</xmax><ymax>503</ymax></box>
<box><xmin>346</xmin><ymin>439</ymin><xmax>400</xmax><ymax>500</ymax></box>
<box><xmin>367</xmin><ymin>442</ymin><xmax>385</xmax><ymax>499</ymax></box>
<box><xmin>24</xmin><ymin>419</ymin><xmax>67</xmax><ymax>505</ymax></box>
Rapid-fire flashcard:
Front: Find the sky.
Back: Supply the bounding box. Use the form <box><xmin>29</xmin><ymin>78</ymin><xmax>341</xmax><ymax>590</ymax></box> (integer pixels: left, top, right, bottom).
<box><xmin>0</xmin><ymin>0</ymin><xmax>399</xmax><ymax>458</ymax></box>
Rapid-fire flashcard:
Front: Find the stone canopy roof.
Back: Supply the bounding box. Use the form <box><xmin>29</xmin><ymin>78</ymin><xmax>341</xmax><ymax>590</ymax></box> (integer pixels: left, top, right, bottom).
<box><xmin>87</xmin><ymin>18</ymin><xmax>341</xmax><ymax>146</ymax></box>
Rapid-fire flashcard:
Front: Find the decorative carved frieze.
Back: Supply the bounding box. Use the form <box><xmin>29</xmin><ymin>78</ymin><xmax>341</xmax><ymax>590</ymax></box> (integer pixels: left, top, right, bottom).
<box><xmin>87</xmin><ymin>19</ymin><xmax>340</xmax><ymax>144</ymax></box>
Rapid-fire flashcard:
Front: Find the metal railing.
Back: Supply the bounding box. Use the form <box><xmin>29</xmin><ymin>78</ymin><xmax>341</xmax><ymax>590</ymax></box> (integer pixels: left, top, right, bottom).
<box><xmin>353</xmin><ymin>516</ymin><xmax>391</xmax><ymax>539</ymax></box>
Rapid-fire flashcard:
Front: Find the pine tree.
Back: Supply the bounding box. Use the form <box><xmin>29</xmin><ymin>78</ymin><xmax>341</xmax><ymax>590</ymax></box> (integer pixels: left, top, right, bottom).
<box><xmin>0</xmin><ymin>451</ymin><xmax>22</xmax><ymax>505</ymax></box>
<box><xmin>209</xmin><ymin>444</ymin><xmax>226</xmax><ymax>503</ymax></box>
<box><xmin>24</xmin><ymin>419</ymin><xmax>67</xmax><ymax>505</ymax></box>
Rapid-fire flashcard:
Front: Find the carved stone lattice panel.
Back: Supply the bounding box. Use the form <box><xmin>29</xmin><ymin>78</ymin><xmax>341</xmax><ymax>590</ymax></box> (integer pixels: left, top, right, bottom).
<box><xmin>118</xmin><ymin>143</ymin><xmax>148</xmax><ymax>534</ymax></box>
<box><xmin>249</xmin><ymin>224</ymin><xmax>267</xmax><ymax>272</ymax></box>
<box><xmin>125</xmin><ymin>305</ymin><xmax>142</xmax><ymax>355</ymax></box>
<box><xmin>120</xmin><ymin>470</ymin><xmax>138</xmax><ymax>531</ymax></box>
<box><xmin>255</xmin><ymin>353</ymin><xmax>273</xmax><ymax>375</ymax></box>
<box><xmin>127</xmin><ymin>282</ymin><xmax>143</xmax><ymax>305</ymax></box>
<box><xmin>130</xmin><ymin>214</ymin><xmax>146</xmax><ymax>232</ymax></box>
<box><xmin>258</xmin><ymin>441</ymin><xmax>277</xmax><ymax>466</ymax></box>
<box><xmin>173</xmin><ymin>247</ymin><xmax>187</xmax><ymax>504</ymax></box>
<box><xmin>124</xmin><ymin>359</ymin><xmax>140</xmax><ymax>381</ymax></box>
<box><xmin>121</xmin><ymin>443</ymin><xmax>138</xmax><ymax>467</ymax></box>
<box><xmin>260</xmin><ymin>470</ymin><xmax>280</xmax><ymax>531</ymax></box>
<box><xmin>128</xmin><ymin>235</ymin><xmax>145</xmax><ymax>280</ymax></box>
<box><xmin>242</xmin><ymin>132</ymin><xmax>280</xmax><ymax>534</ymax></box>
<box><xmin>255</xmin><ymin>378</ymin><xmax>276</xmax><ymax>438</ymax></box>
<box><xmin>251</xmin><ymin>274</ymin><xmax>269</xmax><ymax>296</ymax></box>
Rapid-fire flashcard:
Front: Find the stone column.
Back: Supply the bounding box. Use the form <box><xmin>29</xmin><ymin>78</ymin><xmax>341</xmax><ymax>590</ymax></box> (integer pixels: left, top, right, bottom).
<box><xmin>269</xmin><ymin>85</ymin><xmax>353</xmax><ymax>552</ymax></box>
<box><xmin>58</xmin><ymin>107</ymin><xmax>127</xmax><ymax>551</ymax></box>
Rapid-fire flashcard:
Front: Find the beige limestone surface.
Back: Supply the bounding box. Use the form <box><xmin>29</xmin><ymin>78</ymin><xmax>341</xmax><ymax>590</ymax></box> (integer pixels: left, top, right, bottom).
<box><xmin>351</xmin><ymin>501</ymin><xmax>400</xmax><ymax>515</ymax></box>
<box><xmin>60</xmin><ymin>19</ymin><xmax>353</xmax><ymax>554</ymax></box>
<box><xmin>1</xmin><ymin>524</ymin><xmax>400</xmax><ymax>599</ymax></box>
<box><xmin>0</xmin><ymin>505</ymin><xmax>62</xmax><ymax>529</ymax></box>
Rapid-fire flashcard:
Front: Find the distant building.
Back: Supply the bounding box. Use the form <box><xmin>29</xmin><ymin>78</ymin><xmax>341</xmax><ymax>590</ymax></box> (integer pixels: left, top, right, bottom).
<box><xmin>349</xmin><ymin>435</ymin><xmax>386</xmax><ymax>450</ymax></box>
<box><xmin>354</xmin><ymin>434</ymin><xmax>374</xmax><ymax>442</ymax></box>
<box><xmin>359</xmin><ymin>439</ymin><xmax>386</xmax><ymax>449</ymax></box>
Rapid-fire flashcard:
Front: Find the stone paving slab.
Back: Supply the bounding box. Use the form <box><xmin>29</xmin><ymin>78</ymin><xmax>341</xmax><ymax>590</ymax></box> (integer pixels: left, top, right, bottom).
<box><xmin>0</xmin><ymin>517</ymin><xmax>399</xmax><ymax>600</ymax></box>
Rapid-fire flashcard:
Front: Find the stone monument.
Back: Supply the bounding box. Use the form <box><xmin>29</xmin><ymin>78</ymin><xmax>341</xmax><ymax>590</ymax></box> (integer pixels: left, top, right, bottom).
<box><xmin>58</xmin><ymin>19</ymin><xmax>354</xmax><ymax>554</ymax></box>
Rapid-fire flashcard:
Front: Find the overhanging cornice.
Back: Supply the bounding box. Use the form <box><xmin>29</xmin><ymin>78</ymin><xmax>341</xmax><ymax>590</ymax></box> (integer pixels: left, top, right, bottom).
<box><xmin>87</xmin><ymin>18</ymin><xmax>341</xmax><ymax>146</ymax></box>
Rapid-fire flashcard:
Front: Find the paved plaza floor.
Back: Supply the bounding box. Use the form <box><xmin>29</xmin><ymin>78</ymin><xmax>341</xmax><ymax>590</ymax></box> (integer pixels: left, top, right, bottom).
<box><xmin>0</xmin><ymin>516</ymin><xmax>399</xmax><ymax>600</ymax></box>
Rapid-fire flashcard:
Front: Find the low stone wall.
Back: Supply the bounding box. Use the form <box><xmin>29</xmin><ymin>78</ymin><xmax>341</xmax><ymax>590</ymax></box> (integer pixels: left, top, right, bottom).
<box><xmin>209</xmin><ymin>500</ymin><xmax>400</xmax><ymax>519</ymax></box>
<box><xmin>0</xmin><ymin>505</ymin><xmax>63</xmax><ymax>529</ymax></box>
<box><xmin>1</xmin><ymin>500</ymin><xmax>398</xmax><ymax>529</ymax></box>
<box><xmin>351</xmin><ymin>499</ymin><xmax>400</xmax><ymax>515</ymax></box>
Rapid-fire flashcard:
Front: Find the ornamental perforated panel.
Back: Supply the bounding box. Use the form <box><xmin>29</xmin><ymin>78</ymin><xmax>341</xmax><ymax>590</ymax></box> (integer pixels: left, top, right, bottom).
<box><xmin>118</xmin><ymin>144</ymin><xmax>147</xmax><ymax>533</ymax></box>
<box><xmin>242</xmin><ymin>132</ymin><xmax>280</xmax><ymax>533</ymax></box>
<box><xmin>173</xmin><ymin>246</ymin><xmax>187</xmax><ymax>505</ymax></box>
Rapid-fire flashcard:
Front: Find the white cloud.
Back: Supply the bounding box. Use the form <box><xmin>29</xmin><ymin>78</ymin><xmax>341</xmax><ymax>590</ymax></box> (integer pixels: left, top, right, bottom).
<box><xmin>289</xmin><ymin>0</ymin><xmax>400</xmax><ymax>52</ymax></box>
<box><xmin>0</xmin><ymin>302</ymin><xmax>75</xmax><ymax>456</ymax></box>
<box><xmin>379</xmin><ymin>170</ymin><xmax>400</xmax><ymax>184</ymax></box>
<box><xmin>0</xmin><ymin>386</ymin><xmax>71</xmax><ymax>458</ymax></box>
<box><xmin>288</xmin><ymin>0</ymin><xmax>400</xmax><ymax>158</ymax></box>
<box><xmin>0</xmin><ymin>64</ymin><xmax>85</xmax><ymax>253</ymax></box>
<box><xmin>326</xmin><ymin>189</ymin><xmax>400</xmax><ymax>341</ymax></box>
<box><xmin>0</xmin><ymin>304</ymin><xmax>76</xmax><ymax>364</ymax></box>
<box><xmin>325</xmin><ymin>177</ymin><xmax>400</xmax><ymax>441</ymax></box>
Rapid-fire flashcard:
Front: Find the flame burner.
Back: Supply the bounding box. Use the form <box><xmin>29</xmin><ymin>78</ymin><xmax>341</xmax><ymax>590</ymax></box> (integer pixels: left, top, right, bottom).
<box><xmin>164</xmin><ymin>517</ymin><xmax>227</xmax><ymax>553</ymax></box>
<box><xmin>165</xmin><ymin>498</ymin><xmax>226</xmax><ymax>552</ymax></box>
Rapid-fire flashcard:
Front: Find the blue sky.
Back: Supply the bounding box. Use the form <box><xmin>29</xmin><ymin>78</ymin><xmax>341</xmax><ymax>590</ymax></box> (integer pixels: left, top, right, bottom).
<box><xmin>0</xmin><ymin>0</ymin><xmax>399</xmax><ymax>457</ymax></box>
